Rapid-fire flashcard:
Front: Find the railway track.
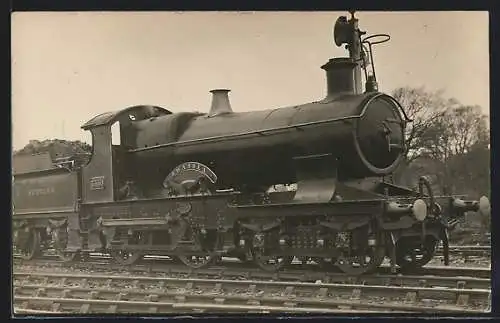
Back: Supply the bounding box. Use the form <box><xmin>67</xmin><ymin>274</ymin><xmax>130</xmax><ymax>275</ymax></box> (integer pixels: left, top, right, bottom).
<box><xmin>13</xmin><ymin>248</ymin><xmax>491</xmax><ymax>315</ymax></box>
<box><xmin>14</xmin><ymin>254</ymin><xmax>491</xmax><ymax>283</ymax></box>
<box><xmin>435</xmin><ymin>245</ymin><xmax>491</xmax><ymax>257</ymax></box>
<box><xmin>13</xmin><ymin>271</ymin><xmax>491</xmax><ymax>314</ymax></box>
<box><xmin>12</xmin><ymin>243</ymin><xmax>490</xmax><ymax>282</ymax></box>
<box><xmin>15</xmin><ymin>261</ymin><xmax>491</xmax><ymax>289</ymax></box>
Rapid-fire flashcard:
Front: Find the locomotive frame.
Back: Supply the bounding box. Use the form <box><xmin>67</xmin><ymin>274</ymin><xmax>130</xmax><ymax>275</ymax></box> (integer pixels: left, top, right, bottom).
<box><xmin>12</xmin><ymin>11</ymin><xmax>491</xmax><ymax>275</ymax></box>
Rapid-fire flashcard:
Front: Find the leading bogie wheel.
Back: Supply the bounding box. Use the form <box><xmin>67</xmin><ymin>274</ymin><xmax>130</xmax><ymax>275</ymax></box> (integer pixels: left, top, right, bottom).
<box><xmin>395</xmin><ymin>236</ymin><xmax>438</xmax><ymax>273</ymax></box>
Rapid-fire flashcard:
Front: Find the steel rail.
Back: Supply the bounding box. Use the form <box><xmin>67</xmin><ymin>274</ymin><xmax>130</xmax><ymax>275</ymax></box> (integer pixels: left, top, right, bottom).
<box><xmin>13</xmin><ymin>308</ymin><xmax>62</xmax><ymax>314</ymax></box>
<box><xmin>14</xmin><ymin>260</ymin><xmax>491</xmax><ymax>290</ymax></box>
<box><xmin>436</xmin><ymin>245</ymin><xmax>491</xmax><ymax>253</ymax></box>
<box><xmin>13</xmin><ymin>296</ymin><xmax>411</xmax><ymax>314</ymax></box>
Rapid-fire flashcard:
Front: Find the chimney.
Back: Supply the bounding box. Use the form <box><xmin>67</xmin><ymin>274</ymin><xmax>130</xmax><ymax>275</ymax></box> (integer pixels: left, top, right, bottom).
<box><xmin>208</xmin><ymin>89</ymin><xmax>233</xmax><ymax>117</ymax></box>
<box><xmin>320</xmin><ymin>57</ymin><xmax>357</xmax><ymax>99</ymax></box>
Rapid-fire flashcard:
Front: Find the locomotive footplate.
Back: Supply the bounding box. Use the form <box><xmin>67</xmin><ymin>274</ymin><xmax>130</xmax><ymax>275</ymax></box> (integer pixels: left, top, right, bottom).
<box><xmin>231</xmin><ymin>198</ymin><xmax>383</xmax><ymax>217</ymax></box>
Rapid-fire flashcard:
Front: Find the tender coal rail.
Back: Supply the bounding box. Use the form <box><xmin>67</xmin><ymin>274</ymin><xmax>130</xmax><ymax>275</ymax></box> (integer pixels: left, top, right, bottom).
<box><xmin>13</xmin><ymin>271</ymin><xmax>490</xmax><ymax>314</ymax></box>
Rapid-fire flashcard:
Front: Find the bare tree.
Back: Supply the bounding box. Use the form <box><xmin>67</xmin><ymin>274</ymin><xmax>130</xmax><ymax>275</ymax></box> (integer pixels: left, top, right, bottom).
<box><xmin>391</xmin><ymin>86</ymin><xmax>458</xmax><ymax>163</ymax></box>
<box><xmin>419</xmin><ymin>105</ymin><xmax>489</xmax><ymax>195</ymax></box>
<box><xmin>391</xmin><ymin>87</ymin><xmax>489</xmax><ymax>199</ymax></box>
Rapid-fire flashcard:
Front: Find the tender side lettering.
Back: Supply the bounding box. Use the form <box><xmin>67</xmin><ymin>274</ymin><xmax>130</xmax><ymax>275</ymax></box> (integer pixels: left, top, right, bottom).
<box><xmin>28</xmin><ymin>187</ymin><xmax>55</xmax><ymax>197</ymax></box>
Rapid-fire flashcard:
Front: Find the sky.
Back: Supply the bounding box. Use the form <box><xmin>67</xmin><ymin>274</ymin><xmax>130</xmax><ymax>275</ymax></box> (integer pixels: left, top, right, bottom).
<box><xmin>11</xmin><ymin>11</ymin><xmax>489</xmax><ymax>150</ymax></box>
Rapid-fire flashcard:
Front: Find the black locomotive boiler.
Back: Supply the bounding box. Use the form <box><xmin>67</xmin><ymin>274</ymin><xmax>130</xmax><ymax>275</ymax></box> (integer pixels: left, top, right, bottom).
<box><xmin>12</xmin><ymin>11</ymin><xmax>491</xmax><ymax>275</ymax></box>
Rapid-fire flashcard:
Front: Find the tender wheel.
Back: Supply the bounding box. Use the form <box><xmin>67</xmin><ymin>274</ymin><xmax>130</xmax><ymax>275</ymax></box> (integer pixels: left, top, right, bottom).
<box><xmin>51</xmin><ymin>225</ymin><xmax>80</xmax><ymax>262</ymax></box>
<box><xmin>14</xmin><ymin>228</ymin><xmax>41</xmax><ymax>260</ymax></box>
<box><xmin>395</xmin><ymin>236</ymin><xmax>438</xmax><ymax>272</ymax></box>
<box><xmin>334</xmin><ymin>229</ymin><xmax>386</xmax><ymax>275</ymax></box>
<box><xmin>110</xmin><ymin>231</ymin><xmax>147</xmax><ymax>265</ymax></box>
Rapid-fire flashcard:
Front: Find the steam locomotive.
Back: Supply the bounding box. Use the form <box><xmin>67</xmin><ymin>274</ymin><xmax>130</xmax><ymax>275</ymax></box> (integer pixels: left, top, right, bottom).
<box><xmin>12</xmin><ymin>11</ymin><xmax>490</xmax><ymax>275</ymax></box>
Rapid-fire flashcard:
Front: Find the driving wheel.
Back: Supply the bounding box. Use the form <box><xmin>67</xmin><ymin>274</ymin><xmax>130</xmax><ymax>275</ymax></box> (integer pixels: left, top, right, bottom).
<box><xmin>110</xmin><ymin>231</ymin><xmax>147</xmax><ymax>265</ymax></box>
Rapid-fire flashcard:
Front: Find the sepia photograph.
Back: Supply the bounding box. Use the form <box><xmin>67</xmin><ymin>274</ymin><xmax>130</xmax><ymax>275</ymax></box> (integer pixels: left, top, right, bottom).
<box><xmin>11</xmin><ymin>10</ymin><xmax>492</xmax><ymax>316</ymax></box>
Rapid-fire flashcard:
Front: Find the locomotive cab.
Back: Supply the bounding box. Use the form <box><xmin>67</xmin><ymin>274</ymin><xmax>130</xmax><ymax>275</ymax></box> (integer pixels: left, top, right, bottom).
<box><xmin>80</xmin><ymin>105</ymin><xmax>172</xmax><ymax>203</ymax></box>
